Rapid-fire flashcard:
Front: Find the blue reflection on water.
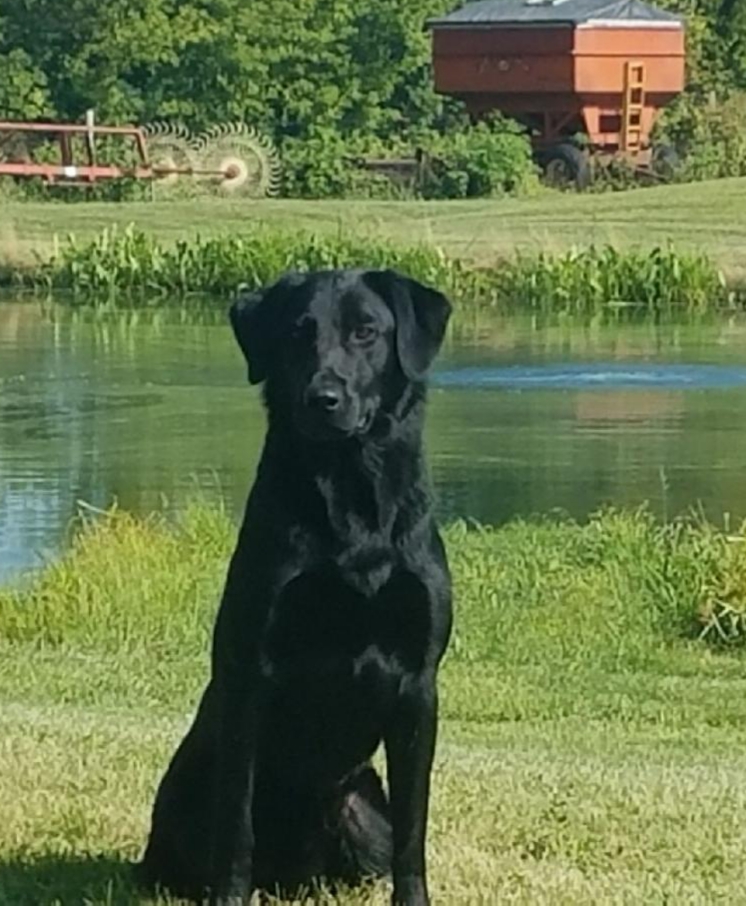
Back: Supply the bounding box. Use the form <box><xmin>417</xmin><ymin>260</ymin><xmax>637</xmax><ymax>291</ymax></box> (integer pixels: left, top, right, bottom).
<box><xmin>433</xmin><ymin>363</ymin><xmax>746</xmax><ymax>391</ymax></box>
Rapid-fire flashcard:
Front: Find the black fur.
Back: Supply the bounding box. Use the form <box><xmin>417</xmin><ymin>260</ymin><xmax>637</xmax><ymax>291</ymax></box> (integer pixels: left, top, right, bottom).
<box><xmin>137</xmin><ymin>268</ymin><xmax>453</xmax><ymax>906</ymax></box>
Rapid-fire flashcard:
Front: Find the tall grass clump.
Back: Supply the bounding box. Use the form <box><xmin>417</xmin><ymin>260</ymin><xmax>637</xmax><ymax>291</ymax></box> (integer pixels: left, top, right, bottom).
<box><xmin>4</xmin><ymin>502</ymin><xmax>746</xmax><ymax>665</ymax></box>
<box><xmin>497</xmin><ymin>246</ymin><xmax>730</xmax><ymax>315</ymax></box>
<box><xmin>0</xmin><ymin>501</ymin><xmax>234</xmax><ymax>658</ymax></box>
<box><xmin>25</xmin><ymin>224</ymin><xmax>483</xmax><ymax>303</ymax></box>
<box><xmin>15</xmin><ymin>224</ymin><xmax>736</xmax><ymax>314</ymax></box>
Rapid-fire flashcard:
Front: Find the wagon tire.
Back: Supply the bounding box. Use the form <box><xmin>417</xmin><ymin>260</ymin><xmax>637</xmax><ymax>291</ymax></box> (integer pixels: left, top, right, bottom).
<box><xmin>539</xmin><ymin>143</ymin><xmax>591</xmax><ymax>191</ymax></box>
<box><xmin>651</xmin><ymin>143</ymin><xmax>679</xmax><ymax>181</ymax></box>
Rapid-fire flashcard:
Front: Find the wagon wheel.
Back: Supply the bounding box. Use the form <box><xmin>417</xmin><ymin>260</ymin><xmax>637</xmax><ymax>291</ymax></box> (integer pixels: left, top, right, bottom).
<box><xmin>192</xmin><ymin>123</ymin><xmax>281</xmax><ymax>198</ymax></box>
<box><xmin>651</xmin><ymin>143</ymin><xmax>680</xmax><ymax>182</ymax></box>
<box><xmin>540</xmin><ymin>143</ymin><xmax>591</xmax><ymax>191</ymax></box>
<box><xmin>142</xmin><ymin>123</ymin><xmax>199</xmax><ymax>196</ymax></box>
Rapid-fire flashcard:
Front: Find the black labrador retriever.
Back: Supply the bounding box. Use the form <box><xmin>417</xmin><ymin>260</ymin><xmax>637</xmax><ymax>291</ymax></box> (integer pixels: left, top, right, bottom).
<box><xmin>137</xmin><ymin>268</ymin><xmax>453</xmax><ymax>905</ymax></box>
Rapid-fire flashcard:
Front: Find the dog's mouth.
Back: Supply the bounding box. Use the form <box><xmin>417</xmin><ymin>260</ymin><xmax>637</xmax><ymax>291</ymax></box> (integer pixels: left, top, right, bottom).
<box><xmin>296</xmin><ymin>398</ymin><xmax>378</xmax><ymax>441</ymax></box>
<box><xmin>355</xmin><ymin>406</ymin><xmax>375</xmax><ymax>434</ymax></box>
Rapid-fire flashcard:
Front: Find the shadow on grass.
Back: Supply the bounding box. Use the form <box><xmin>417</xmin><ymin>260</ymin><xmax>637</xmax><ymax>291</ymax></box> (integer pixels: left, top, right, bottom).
<box><xmin>0</xmin><ymin>852</ymin><xmax>361</xmax><ymax>904</ymax></box>
<box><xmin>0</xmin><ymin>852</ymin><xmax>159</xmax><ymax>905</ymax></box>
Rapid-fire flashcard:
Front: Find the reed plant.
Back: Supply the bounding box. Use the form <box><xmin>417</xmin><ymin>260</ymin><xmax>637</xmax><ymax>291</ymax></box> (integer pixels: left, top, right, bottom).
<box><xmin>497</xmin><ymin>245</ymin><xmax>730</xmax><ymax>315</ymax></box>
<box><xmin>14</xmin><ymin>224</ymin><xmax>738</xmax><ymax>314</ymax></box>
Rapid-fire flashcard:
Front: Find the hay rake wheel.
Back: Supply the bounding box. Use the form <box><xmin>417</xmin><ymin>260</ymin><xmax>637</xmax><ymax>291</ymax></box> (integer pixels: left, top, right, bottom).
<box><xmin>192</xmin><ymin>123</ymin><xmax>281</xmax><ymax>197</ymax></box>
<box><xmin>142</xmin><ymin>122</ymin><xmax>198</xmax><ymax>194</ymax></box>
<box><xmin>0</xmin><ymin>131</ymin><xmax>32</xmax><ymax>164</ymax></box>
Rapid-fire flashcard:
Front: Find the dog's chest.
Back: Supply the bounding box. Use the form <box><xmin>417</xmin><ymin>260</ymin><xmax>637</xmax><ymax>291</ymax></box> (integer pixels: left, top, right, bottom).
<box><xmin>264</xmin><ymin>567</ymin><xmax>431</xmax><ymax>681</ymax></box>
<box><xmin>259</xmin><ymin>568</ymin><xmax>431</xmax><ymax>778</ymax></box>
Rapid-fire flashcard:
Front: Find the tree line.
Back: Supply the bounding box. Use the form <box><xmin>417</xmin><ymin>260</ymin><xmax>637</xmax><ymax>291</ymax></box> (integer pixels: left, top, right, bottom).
<box><xmin>1</xmin><ymin>0</ymin><xmax>743</xmax><ymax>138</ymax></box>
<box><xmin>1</xmin><ymin>0</ymin><xmax>745</xmax><ymax>195</ymax></box>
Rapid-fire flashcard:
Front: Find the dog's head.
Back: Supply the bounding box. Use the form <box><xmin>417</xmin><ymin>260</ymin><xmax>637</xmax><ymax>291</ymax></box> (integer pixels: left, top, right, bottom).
<box><xmin>229</xmin><ymin>269</ymin><xmax>451</xmax><ymax>441</ymax></box>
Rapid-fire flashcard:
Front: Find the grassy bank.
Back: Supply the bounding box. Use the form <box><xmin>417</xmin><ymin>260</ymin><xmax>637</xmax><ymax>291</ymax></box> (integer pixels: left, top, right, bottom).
<box><xmin>5</xmin><ymin>224</ymin><xmax>737</xmax><ymax>315</ymax></box>
<box><xmin>2</xmin><ymin>502</ymin><xmax>746</xmax><ymax>903</ymax></box>
<box><xmin>2</xmin><ymin>177</ymin><xmax>746</xmax><ymax>276</ymax></box>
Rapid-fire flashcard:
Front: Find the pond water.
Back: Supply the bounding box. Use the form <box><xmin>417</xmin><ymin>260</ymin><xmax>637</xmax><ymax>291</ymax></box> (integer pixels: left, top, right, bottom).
<box><xmin>3</xmin><ymin>298</ymin><xmax>746</xmax><ymax>584</ymax></box>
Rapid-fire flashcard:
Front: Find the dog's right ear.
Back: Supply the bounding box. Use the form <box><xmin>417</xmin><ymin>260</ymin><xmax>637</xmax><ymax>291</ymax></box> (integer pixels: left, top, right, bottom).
<box><xmin>229</xmin><ymin>273</ymin><xmax>304</xmax><ymax>384</ymax></box>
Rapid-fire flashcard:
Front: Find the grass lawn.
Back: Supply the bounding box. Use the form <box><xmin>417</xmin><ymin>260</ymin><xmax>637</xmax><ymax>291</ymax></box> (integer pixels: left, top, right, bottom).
<box><xmin>2</xmin><ymin>177</ymin><xmax>746</xmax><ymax>276</ymax></box>
<box><xmin>2</xmin><ymin>503</ymin><xmax>746</xmax><ymax>904</ymax></box>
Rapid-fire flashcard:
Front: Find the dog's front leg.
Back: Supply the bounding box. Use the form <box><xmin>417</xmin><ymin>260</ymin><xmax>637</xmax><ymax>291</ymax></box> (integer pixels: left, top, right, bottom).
<box><xmin>385</xmin><ymin>672</ymin><xmax>439</xmax><ymax>906</ymax></box>
<box><xmin>206</xmin><ymin>536</ymin><xmax>275</xmax><ymax>906</ymax></box>
<box><xmin>207</xmin><ymin>678</ymin><xmax>260</xmax><ymax>906</ymax></box>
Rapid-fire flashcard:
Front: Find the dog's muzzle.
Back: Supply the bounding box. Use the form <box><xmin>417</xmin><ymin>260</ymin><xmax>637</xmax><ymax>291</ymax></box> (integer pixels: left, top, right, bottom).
<box><xmin>301</xmin><ymin>376</ymin><xmax>375</xmax><ymax>438</ymax></box>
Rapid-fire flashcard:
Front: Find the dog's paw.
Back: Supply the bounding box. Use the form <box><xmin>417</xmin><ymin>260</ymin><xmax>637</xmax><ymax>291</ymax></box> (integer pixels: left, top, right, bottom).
<box><xmin>210</xmin><ymin>897</ymin><xmax>253</xmax><ymax>906</ymax></box>
<box><xmin>210</xmin><ymin>892</ymin><xmax>261</xmax><ymax>906</ymax></box>
<box><xmin>391</xmin><ymin>876</ymin><xmax>430</xmax><ymax>906</ymax></box>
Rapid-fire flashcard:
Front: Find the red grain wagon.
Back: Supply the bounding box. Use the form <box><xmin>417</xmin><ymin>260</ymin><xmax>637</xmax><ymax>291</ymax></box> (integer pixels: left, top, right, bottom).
<box><xmin>429</xmin><ymin>0</ymin><xmax>686</xmax><ymax>187</ymax></box>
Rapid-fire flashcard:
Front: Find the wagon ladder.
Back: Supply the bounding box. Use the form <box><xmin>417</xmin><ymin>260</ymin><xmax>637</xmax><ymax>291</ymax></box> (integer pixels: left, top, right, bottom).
<box><xmin>622</xmin><ymin>61</ymin><xmax>646</xmax><ymax>155</ymax></box>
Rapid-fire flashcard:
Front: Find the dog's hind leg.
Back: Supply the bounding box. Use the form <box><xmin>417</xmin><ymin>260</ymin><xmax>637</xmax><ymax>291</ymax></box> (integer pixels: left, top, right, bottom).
<box><xmin>326</xmin><ymin>764</ymin><xmax>393</xmax><ymax>885</ymax></box>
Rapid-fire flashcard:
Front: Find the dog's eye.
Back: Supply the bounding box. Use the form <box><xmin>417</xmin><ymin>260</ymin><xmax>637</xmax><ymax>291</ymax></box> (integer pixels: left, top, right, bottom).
<box><xmin>351</xmin><ymin>325</ymin><xmax>377</xmax><ymax>343</ymax></box>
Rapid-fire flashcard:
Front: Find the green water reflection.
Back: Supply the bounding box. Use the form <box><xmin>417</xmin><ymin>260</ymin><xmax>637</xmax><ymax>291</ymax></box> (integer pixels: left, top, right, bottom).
<box><xmin>2</xmin><ymin>298</ymin><xmax>746</xmax><ymax>583</ymax></box>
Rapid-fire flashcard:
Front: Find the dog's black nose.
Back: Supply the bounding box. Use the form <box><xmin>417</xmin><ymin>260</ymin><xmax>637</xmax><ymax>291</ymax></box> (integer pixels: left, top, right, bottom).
<box><xmin>308</xmin><ymin>386</ymin><xmax>342</xmax><ymax>412</ymax></box>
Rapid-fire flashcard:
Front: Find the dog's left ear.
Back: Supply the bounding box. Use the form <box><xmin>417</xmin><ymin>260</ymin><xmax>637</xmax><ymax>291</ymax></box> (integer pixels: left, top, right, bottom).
<box><xmin>229</xmin><ymin>273</ymin><xmax>305</xmax><ymax>384</ymax></box>
<box><xmin>364</xmin><ymin>270</ymin><xmax>452</xmax><ymax>380</ymax></box>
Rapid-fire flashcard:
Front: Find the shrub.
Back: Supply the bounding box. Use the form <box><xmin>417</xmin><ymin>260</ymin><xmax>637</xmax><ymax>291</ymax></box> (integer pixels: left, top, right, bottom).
<box><xmin>423</xmin><ymin>119</ymin><xmax>539</xmax><ymax>199</ymax></box>
<box><xmin>278</xmin><ymin>119</ymin><xmax>538</xmax><ymax>200</ymax></box>
<box><xmin>279</xmin><ymin>129</ymin><xmax>415</xmax><ymax>199</ymax></box>
<box><xmin>656</xmin><ymin>92</ymin><xmax>746</xmax><ymax>181</ymax></box>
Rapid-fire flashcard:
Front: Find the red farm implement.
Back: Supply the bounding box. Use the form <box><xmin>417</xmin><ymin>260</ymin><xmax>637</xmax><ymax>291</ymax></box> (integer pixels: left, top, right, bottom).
<box><xmin>429</xmin><ymin>0</ymin><xmax>686</xmax><ymax>188</ymax></box>
<box><xmin>0</xmin><ymin>115</ymin><xmax>281</xmax><ymax>197</ymax></box>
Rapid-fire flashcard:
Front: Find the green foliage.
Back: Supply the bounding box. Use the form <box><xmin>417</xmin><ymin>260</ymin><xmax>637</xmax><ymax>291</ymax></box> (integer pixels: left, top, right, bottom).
<box><xmin>4</xmin><ymin>0</ymin><xmax>537</xmax><ymax>199</ymax></box>
<box><xmin>495</xmin><ymin>245</ymin><xmax>729</xmax><ymax>315</ymax></box>
<box><xmin>279</xmin><ymin>120</ymin><xmax>537</xmax><ymax>200</ymax></box>
<box><xmin>653</xmin><ymin>2</ymin><xmax>746</xmax><ymax>178</ymax></box>
<box><xmin>24</xmin><ymin>224</ymin><xmax>465</xmax><ymax>298</ymax></box>
<box><xmin>0</xmin><ymin>502</ymin><xmax>232</xmax><ymax>656</ymax></box>
<box><xmin>15</xmin><ymin>225</ymin><xmax>736</xmax><ymax>315</ymax></box>
<box><xmin>0</xmin><ymin>48</ymin><xmax>52</xmax><ymax>119</ymax></box>
<box><xmin>3</xmin><ymin>0</ymin><xmax>741</xmax><ymax>142</ymax></box>
<box><xmin>422</xmin><ymin>120</ymin><xmax>539</xmax><ymax>199</ymax></box>
<box><xmin>656</xmin><ymin>0</ymin><xmax>746</xmax><ymax>93</ymax></box>
<box><xmin>4</xmin><ymin>501</ymin><xmax>746</xmax><ymax>657</ymax></box>
<box><xmin>0</xmin><ymin>0</ymin><xmax>456</xmax><ymax>138</ymax></box>
<box><xmin>658</xmin><ymin>92</ymin><xmax>746</xmax><ymax>179</ymax></box>
<box><xmin>2</xmin><ymin>0</ymin><xmax>745</xmax><ymax>195</ymax></box>
<box><xmin>279</xmin><ymin>129</ymin><xmax>415</xmax><ymax>199</ymax></box>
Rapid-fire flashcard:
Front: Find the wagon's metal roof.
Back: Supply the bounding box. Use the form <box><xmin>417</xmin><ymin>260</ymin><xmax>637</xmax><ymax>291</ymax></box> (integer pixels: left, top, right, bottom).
<box><xmin>428</xmin><ymin>0</ymin><xmax>684</xmax><ymax>28</ymax></box>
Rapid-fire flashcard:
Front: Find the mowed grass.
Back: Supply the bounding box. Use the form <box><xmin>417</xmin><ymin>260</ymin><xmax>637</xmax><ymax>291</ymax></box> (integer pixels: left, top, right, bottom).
<box><xmin>2</xmin><ymin>177</ymin><xmax>746</xmax><ymax>276</ymax></box>
<box><xmin>2</xmin><ymin>502</ymin><xmax>746</xmax><ymax>904</ymax></box>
